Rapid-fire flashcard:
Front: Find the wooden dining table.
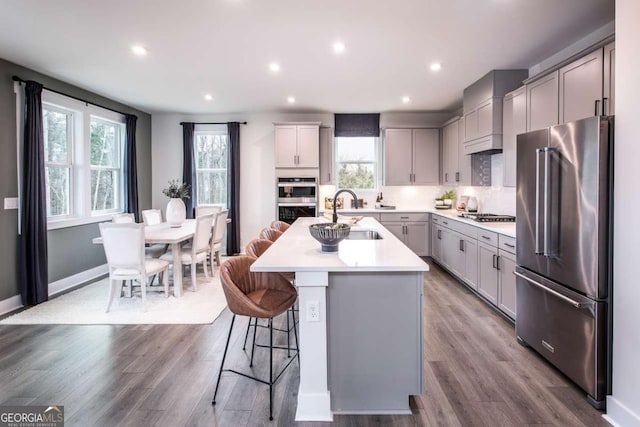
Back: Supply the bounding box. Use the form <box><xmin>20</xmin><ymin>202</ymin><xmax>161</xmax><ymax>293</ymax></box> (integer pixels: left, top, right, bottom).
<box><xmin>93</xmin><ymin>220</ymin><xmax>197</xmax><ymax>297</ymax></box>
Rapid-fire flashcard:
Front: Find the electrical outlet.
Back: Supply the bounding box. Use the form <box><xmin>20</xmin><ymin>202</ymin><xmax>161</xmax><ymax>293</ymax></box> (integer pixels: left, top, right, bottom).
<box><xmin>306</xmin><ymin>300</ymin><xmax>320</xmax><ymax>322</ymax></box>
<box><xmin>4</xmin><ymin>197</ymin><xmax>18</xmax><ymax>210</ymax></box>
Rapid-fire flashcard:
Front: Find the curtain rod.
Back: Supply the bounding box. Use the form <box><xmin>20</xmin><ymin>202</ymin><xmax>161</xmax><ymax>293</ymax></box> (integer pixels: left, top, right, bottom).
<box><xmin>180</xmin><ymin>121</ymin><xmax>248</xmax><ymax>125</ymax></box>
<box><xmin>12</xmin><ymin>75</ymin><xmax>136</xmax><ymax>119</ymax></box>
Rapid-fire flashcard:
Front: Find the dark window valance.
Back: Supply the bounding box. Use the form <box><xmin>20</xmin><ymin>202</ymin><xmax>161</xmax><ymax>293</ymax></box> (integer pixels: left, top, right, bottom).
<box><xmin>334</xmin><ymin>113</ymin><xmax>380</xmax><ymax>137</ymax></box>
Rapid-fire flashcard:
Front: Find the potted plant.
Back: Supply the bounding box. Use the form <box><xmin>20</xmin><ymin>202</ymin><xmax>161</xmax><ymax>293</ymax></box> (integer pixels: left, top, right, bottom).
<box><xmin>162</xmin><ymin>180</ymin><xmax>190</xmax><ymax>227</ymax></box>
<box><xmin>441</xmin><ymin>190</ymin><xmax>455</xmax><ymax>208</ymax></box>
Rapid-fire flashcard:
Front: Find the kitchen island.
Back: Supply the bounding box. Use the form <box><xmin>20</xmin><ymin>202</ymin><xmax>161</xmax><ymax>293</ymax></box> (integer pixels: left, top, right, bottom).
<box><xmin>251</xmin><ymin>217</ymin><xmax>429</xmax><ymax>421</ymax></box>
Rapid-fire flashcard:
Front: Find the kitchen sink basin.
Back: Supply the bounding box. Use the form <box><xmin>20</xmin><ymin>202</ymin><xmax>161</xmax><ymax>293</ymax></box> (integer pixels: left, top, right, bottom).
<box><xmin>346</xmin><ymin>230</ymin><xmax>383</xmax><ymax>240</ymax></box>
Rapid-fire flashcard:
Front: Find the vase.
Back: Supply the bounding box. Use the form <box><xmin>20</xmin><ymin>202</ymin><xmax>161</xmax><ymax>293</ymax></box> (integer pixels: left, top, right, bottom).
<box><xmin>166</xmin><ymin>198</ymin><xmax>186</xmax><ymax>227</ymax></box>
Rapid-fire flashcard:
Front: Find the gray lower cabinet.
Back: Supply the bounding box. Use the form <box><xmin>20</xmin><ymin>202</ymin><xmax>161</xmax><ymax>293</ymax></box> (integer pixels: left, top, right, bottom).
<box><xmin>382</xmin><ymin>213</ymin><xmax>429</xmax><ymax>256</ymax></box>
<box><xmin>497</xmin><ymin>249</ymin><xmax>517</xmax><ymax>319</ymax></box>
<box><xmin>477</xmin><ymin>242</ymin><xmax>499</xmax><ymax>305</ymax></box>
<box><xmin>431</xmin><ymin>224</ymin><xmax>443</xmax><ymax>263</ymax></box>
<box><xmin>431</xmin><ymin>215</ymin><xmax>516</xmax><ymax>318</ymax></box>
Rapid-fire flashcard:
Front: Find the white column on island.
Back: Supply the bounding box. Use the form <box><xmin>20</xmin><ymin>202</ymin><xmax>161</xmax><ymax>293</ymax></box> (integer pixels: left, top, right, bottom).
<box><xmin>294</xmin><ymin>270</ymin><xmax>333</xmax><ymax>422</ymax></box>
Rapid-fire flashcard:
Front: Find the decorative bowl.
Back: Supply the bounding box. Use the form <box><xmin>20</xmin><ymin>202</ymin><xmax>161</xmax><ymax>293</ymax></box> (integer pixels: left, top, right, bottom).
<box><xmin>309</xmin><ymin>223</ymin><xmax>351</xmax><ymax>252</ymax></box>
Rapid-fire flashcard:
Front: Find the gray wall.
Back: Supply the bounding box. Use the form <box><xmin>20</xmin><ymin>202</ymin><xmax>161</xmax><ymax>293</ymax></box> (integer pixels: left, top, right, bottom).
<box><xmin>0</xmin><ymin>57</ymin><xmax>152</xmax><ymax>300</ymax></box>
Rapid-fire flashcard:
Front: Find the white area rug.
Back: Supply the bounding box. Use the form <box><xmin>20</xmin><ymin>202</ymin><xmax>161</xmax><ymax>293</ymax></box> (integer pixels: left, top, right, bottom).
<box><xmin>0</xmin><ymin>272</ymin><xmax>227</xmax><ymax>325</ymax></box>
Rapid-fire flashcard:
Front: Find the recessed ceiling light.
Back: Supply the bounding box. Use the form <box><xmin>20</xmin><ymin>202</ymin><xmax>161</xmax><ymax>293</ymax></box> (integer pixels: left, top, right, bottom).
<box><xmin>269</xmin><ymin>62</ymin><xmax>281</xmax><ymax>73</ymax></box>
<box><xmin>333</xmin><ymin>41</ymin><xmax>346</xmax><ymax>54</ymax></box>
<box><xmin>204</xmin><ymin>94</ymin><xmax>213</xmax><ymax>101</ymax></box>
<box><xmin>131</xmin><ymin>44</ymin><xmax>148</xmax><ymax>56</ymax></box>
<box><xmin>287</xmin><ymin>96</ymin><xmax>296</xmax><ymax>104</ymax></box>
<box><xmin>402</xmin><ymin>96</ymin><xmax>411</xmax><ymax>104</ymax></box>
<box><xmin>430</xmin><ymin>62</ymin><xmax>442</xmax><ymax>72</ymax></box>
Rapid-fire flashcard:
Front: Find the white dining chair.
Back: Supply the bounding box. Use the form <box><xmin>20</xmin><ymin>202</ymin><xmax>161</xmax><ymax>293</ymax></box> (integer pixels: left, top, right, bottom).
<box><xmin>211</xmin><ymin>209</ymin><xmax>229</xmax><ymax>268</ymax></box>
<box><xmin>196</xmin><ymin>205</ymin><xmax>222</xmax><ymax>218</ymax></box>
<box><xmin>141</xmin><ymin>209</ymin><xmax>163</xmax><ymax>225</ymax></box>
<box><xmin>161</xmin><ymin>213</ymin><xmax>214</xmax><ymax>292</ymax></box>
<box><xmin>99</xmin><ymin>222</ymin><xmax>170</xmax><ymax>312</ymax></box>
<box><xmin>112</xmin><ymin>213</ymin><xmax>135</xmax><ymax>223</ymax></box>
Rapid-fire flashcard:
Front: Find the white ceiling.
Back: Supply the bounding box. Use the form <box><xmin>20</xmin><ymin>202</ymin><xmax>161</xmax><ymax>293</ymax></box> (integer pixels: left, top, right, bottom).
<box><xmin>0</xmin><ymin>0</ymin><xmax>614</xmax><ymax>114</ymax></box>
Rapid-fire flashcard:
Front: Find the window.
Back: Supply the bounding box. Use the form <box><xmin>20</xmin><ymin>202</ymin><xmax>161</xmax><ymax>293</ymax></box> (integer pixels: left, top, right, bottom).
<box><xmin>90</xmin><ymin>118</ymin><xmax>123</xmax><ymax>213</ymax></box>
<box><xmin>29</xmin><ymin>90</ymin><xmax>126</xmax><ymax>229</ymax></box>
<box><xmin>43</xmin><ymin>106</ymin><xmax>73</xmax><ymax>217</ymax></box>
<box><xmin>195</xmin><ymin>130</ymin><xmax>228</xmax><ymax>207</ymax></box>
<box><xmin>335</xmin><ymin>137</ymin><xmax>379</xmax><ymax>189</ymax></box>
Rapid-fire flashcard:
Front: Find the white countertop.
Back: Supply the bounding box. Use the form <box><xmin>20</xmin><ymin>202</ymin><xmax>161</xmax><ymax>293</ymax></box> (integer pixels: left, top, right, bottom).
<box><xmin>319</xmin><ymin>207</ymin><xmax>517</xmax><ymax>238</ymax></box>
<box><xmin>430</xmin><ymin>211</ymin><xmax>516</xmax><ymax>238</ymax></box>
<box><xmin>250</xmin><ymin>217</ymin><xmax>429</xmax><ymax>273</ymax></box>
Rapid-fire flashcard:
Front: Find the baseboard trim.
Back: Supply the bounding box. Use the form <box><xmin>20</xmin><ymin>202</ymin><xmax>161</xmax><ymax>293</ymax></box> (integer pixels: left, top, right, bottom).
<box><xmin>0</xmin><ymin>264</ymin><xmax>108</xmax><ymax>317</ymax></box>
<box><xmin>605</xmin><ymin>396</ymin><xmax>640</xmax><ymax>427</ymax></box>
<box><xmin>48</xmin><ymin>264</ymin><xmax>108</xmax><ymax>297</ymax></box>
<box><xmin>0</xmin><ymin>295</ymin><xmax>23</xmax><ymax>317</ymax></box>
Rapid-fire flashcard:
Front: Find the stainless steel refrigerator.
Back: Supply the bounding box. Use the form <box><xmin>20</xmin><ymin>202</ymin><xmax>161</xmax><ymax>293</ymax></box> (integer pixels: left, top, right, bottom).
<box><xmin>515</xmin><ymin>116</ymin><xmax>613</xmax><ymax>410</ymax></box>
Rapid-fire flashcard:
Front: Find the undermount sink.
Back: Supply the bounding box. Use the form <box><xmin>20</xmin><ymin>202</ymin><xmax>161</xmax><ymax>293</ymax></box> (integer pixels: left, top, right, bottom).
<box><xmin>346</xmin><ymin>230</ymin><xmax>383</xmax><ymax>240</ymax></box>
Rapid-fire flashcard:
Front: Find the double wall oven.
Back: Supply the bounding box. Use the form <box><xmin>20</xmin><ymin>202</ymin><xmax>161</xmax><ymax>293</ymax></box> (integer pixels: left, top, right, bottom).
<box><xmin>277</xmin><ymin>177</ymin><xmax>318</xmax><ymax>224</ymax></box>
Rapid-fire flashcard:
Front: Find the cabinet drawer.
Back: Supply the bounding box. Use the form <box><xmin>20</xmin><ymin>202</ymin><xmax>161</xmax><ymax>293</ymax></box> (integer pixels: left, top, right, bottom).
<box><xmin>477</xmin><ymin>230</ymin><xmax>498</xmax><ymax>247</ymax></box>
<box><xmin>380</xmin><ymin>212</ymin><xmax>429</xmax><ymax>222</ymax></box>
<box><xmin>436</xmin><ymin>217</ymin><xmax>477</xmax><ymax>240</ymax></box>
<box><xmin>498</xmin><ymin>235</ymin><xmax>517</xmax><ymax>254</ymax></box>
<box><xmin>431</xmin><ymin>214</ymin><xmax>442</xmax><ymax>224</ymax></box>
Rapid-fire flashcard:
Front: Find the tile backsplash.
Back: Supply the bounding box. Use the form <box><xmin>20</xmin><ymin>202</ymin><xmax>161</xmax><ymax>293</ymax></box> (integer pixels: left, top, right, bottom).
<box><xmin>320</xmin><ymin>153</ymin><xmax>516</xmax><ymax>215</ymax></box>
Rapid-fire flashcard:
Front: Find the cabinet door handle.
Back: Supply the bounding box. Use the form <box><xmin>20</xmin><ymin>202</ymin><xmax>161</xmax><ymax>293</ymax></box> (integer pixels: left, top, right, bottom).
<box><xmin>443</xmin><ymin>221</ymin><xmax>448</xmax><ymax>225</ymax></box>
<box><xmin>482</xmin><ymin>235</ymin><xmax>491</xmax><ymax>240</ymax></box>
<box><xmin>400</xmin><ymin>216</ymin><xmax>409</xmax><ymax>219</ymax></box>
<box><xmin>459</xmin><ymin>239</ymin><xmax>464</xmax><ymax>252</ymax></box>
<box><xmin>455</xmin><ymin>172</ymin><xmax>460</xmax><ymax>182</ymax></box>
<box><xmin>438</xmin><ymin>229</ymin><xmax>442</xmax><ymax>240</ymax></box>
<box><xmin>603</xmin><ymin>97</ymin><xmax>609</xmax><ymax>116</ymax></box>
<box><xmin>595</xmin><ymin>99</ymin><xmax>601</xmax><ymax>116</ymax></box>
<box><xmin>328</xmin><ymin>172</ymin><xmax>331</xmax><ymax>181</ymax></box>
<box><xmin>504</xmin><ymin>243</ymin><xmax>515</xmax><ymax>248</ymax></box>
<box><xmin>492</xmin><ymin>254</ymin><xmax>497</xmax><ymax>269</ymax></box>
<box><xmin>496</xmin><ymin>255</ymin><xmax>501</xmax><ymax>271</ymax></box>
<box><xmin>404</xmin><ymin>225</ymin><xmax>408</xmax><ymax>234</ymax></box>
<box><xmin>445</xmin><ymin>172</ymin><xmax>449</xmax><ymax>182</ymax></box>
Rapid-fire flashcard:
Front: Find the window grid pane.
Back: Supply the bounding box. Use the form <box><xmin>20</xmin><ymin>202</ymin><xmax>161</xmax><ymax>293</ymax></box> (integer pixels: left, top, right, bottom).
<box><xmin>43</xmin><ymin>108</ymin><xmax>71</xmax><ymax>165</ymax></box>
<box><xmin>195</xmin><ymin>132</ymin><xmax>228</xmax><ymax>206</ymax></box>
<box><xmin>335</xmin><ymin>136</ymin><xmax>378</xmax><ymax>190</ymax></box>
<box><xmin>337</xmin><ymin>163</ymin><xmax>375</xmax><ymax>189</ymax></box>
<box><xmin>46</xmin><ymin>166</ymin><xmax>71</xmax><ymax>217</ymax></box>
<box><xmin>91</xmin><ymin>169</ymin><xmax>118</xmax><ymax>212</ymax></box>
<box><xmin>90</xmin><ymin>119</ymin><xmax>119</xmax><ymax>167</ymax></box>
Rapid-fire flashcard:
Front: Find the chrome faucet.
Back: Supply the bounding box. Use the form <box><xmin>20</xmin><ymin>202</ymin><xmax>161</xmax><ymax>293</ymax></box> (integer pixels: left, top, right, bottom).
<box><xmin>332</xmin><ymin>189</ymin><xmax>358</xmax><ymax>223</ymax></box>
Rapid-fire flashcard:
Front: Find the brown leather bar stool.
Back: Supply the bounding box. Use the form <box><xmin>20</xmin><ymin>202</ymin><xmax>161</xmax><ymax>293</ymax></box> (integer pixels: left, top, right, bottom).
<box><xmin>260</xmin><ymin>227</ymin><xmax>283</xmax><ymax>242</ymax></box>
<box><xmin>244</xmin><ymin>239</ymin><xmax>297</xmax><ymax>357</ymax></box>
<box><xmin>270</xmin><ymin>220</ymin><xmax>290</xmax><ymax>232</ymax></box>
<box><xmin>212</xmin><ymin>256</ymin><xmax>299</xmax><ymax>421</ymax></box>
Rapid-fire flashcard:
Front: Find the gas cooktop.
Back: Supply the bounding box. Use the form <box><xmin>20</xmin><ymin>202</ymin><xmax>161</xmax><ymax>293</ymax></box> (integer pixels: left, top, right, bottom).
<box><xmin>458</xmin><ymin>213</ymin><xmax>516</xmax><ymax>223</ymax></box>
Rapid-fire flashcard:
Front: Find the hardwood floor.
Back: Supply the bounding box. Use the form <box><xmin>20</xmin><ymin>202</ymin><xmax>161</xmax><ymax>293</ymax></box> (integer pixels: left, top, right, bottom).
<box><xmin>0</xmin><ymin>263</ymin><xmax>609</xmax><ymax>426</ymax></box>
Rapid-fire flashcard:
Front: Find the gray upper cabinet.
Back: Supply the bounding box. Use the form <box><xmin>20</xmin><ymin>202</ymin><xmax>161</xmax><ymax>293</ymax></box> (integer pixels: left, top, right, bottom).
<box><xmin>319</xmin><ymin>127</ymin><xmax>334</xmax><ymax>184</ymax></box>
<box><xmin>526</xmin><ymin>71</ymin><xmax>559</xmax><ymax>131</ymax></box>
<box><xmin>502</xmin><ymin>86</ymin><xmax>526</xmax><ymax>187</ymax></box>
<box><xmin>384</xmin><ymin>129</ymin><xmax>413</xmax><ymax>185</ymax></box>
<box><xmin>457</xmin><ymin>117</ymin><xmax>471</xmax><ymax>186</ymax></box>
<box><xmin>274</xmin><ymin>123</ymin><xmax>320</xmax><ymax>168</ymax></box>
<box><xmin>462</xmin><ymin>69</ymin><xmax>527</xmax><ymax>154</ymax></box>
<box><xmin>442</xmin><ymin>120</ymin><xmax>459</xmax><ymax>185</ymax></box>
<box><xmin>559</xmin><ymin>49</ymin><xmax>604</xmax><ymax>123</ymax></box>
<box><xmin>384</xmin><ymin>128</ymin><xmax>439</xmax><ymax>186</ymax></box>
<box><xmin>604</xmin><ymin>42</ymin><xmax>615</xmax><ymax>115</ymax></box>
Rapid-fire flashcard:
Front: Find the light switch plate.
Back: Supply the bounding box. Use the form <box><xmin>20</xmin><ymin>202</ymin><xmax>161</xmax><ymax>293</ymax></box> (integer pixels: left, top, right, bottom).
<box><xmin>4</xmin><ymin>197</ymin><xmax>18</xmax><ymax>210</ymax></box>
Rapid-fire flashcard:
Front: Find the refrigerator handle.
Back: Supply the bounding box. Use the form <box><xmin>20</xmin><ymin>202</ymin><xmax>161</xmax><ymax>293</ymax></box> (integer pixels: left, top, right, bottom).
<box><xmin>514</xmin><ymin>271</ymin><xmax>583</xmax><ymax>309</ymax></box>
<box><xmin>543</xmin><ymin>147</ymin><xmax>550</xmax><ymax>256</ymax></box>
<box><xmin>535</xmin><ymin>148</ymin><xmax>544</xmax><ymax>254</ymax></box>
